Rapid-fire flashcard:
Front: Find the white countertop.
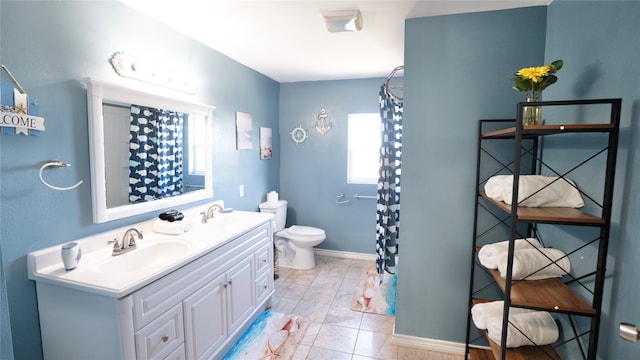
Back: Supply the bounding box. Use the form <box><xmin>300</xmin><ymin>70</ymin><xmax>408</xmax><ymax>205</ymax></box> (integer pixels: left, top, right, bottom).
<box><xmin>28</xmin><ymin>204</ymin><xmax>273</xmax><ymax>299</ymax></box>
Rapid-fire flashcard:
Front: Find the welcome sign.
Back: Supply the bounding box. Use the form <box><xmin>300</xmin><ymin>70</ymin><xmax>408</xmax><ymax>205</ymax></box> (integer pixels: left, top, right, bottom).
<box><xmin>0</xmin><ymin>82</ymin><xmax>45</xmax><ymax>136</ymax></box>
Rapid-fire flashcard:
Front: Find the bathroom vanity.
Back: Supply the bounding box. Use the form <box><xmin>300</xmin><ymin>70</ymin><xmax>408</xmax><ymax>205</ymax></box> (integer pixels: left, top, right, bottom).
<box><xmin>28</xmin><ymin>207</ymin><xmax>274</xmax><ymax>360</ymax></box>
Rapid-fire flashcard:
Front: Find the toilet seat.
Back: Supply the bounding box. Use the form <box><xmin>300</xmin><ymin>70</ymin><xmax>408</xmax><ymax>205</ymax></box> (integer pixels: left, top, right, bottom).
<box><xmin>277</xmin><ymin>225</ymin><xmax>326</xmax><ymax>242</ymax></box>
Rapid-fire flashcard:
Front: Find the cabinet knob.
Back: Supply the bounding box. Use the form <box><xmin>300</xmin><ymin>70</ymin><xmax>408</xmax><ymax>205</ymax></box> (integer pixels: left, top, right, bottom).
<box><xmin>223</xmin><ymin>283</ymin><xmax>227</xmax><ymax>288</ymax></box>
<box><xmin>161</xmin><ymin>336</ymin><xmax>169</xmax><ymax>342</ymax></box>
<box><xmin>228</xmin><ymin>280</ymin><xmax>233</xmax><ymax>286</ymax></box>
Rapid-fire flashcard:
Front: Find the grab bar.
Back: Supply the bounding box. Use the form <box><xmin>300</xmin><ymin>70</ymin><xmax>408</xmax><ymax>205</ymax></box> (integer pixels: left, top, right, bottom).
<box><xmin>353</xmin><ymin>194</ymin><xmax>376</xmax><ymax>199</ymax></box>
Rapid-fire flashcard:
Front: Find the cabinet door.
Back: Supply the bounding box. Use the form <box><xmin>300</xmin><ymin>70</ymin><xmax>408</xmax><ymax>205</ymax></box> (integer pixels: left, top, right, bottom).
<box><xmin>226</xmin><ymin>257</ymin><xmax>255</xmax><ymax>333</ymax></box>
<box><xmin>183</xmin><ymin>273</ymin><xmax>227</xmax><ymax>360</ymax></box>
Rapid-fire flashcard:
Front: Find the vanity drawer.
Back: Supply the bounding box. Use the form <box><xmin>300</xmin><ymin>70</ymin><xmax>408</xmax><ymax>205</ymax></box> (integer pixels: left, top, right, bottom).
<box><xmin>255</xmin><ymin>243</ymin><xmax>271</xmax><ymax>276</ymax></box>
<box><xmin>255</xmin><ymin>271</ymin><xmax>273</xmax><ymax>304</ymax></box>
<box><xmin>136</xmin><ymin>304</ymin><xmax>184</xmax><ymax>360</ymax></box>
<box><xmin>164</xmin><ymin>344</ymin><xmax>185</xmax><ymax>360</ymax></box>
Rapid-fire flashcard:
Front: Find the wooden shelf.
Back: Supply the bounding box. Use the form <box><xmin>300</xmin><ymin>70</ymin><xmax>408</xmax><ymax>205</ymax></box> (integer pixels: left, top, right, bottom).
<box><xmin>469</xmin><ymin>300</ymin><xmax>562</xmax><ymax>360</ymax></box>
<box><xmin>479</xmin><ymin>192</ymin><xmax>605</xmax><ymax>226</ymax></box>
<box><xmin>486</xmin><ymin>337</ymin><xmax>561</xmax><ymax>360</ymax></box>
<box><xmin>487</xmin><ymin>269</ymin><xmax>596</xmax><ymax>316</ymax></box>
<box><xmin>482</xmin><ymin>123</ymin><xmax>615</xmax><ymax>139</ymax></box>
<box><xmin>469</xmin><ymin>347</ymin><xmax>495</xmax><ymax>360</ymax></box>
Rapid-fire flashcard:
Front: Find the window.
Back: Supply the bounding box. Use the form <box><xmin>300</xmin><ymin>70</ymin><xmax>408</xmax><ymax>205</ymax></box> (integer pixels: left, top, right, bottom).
<box><xmin>187</xmin><ymin>114</ymin><xmax>207</xmax><ymax>175</ymax></box>
<box><xmin>347</xmin><ymin>113</ymin><xmax>380</xmax><ymax>184</ymax></box>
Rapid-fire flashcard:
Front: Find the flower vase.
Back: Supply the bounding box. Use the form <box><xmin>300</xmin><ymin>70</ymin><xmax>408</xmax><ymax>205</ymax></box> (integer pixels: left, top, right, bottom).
<box><xmin>523</xmin><ymin>97</ymin><xmax>542</xmax><ymax>126</ymax></box>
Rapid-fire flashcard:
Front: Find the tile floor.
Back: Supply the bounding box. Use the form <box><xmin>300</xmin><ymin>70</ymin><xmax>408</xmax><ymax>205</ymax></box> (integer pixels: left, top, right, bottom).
<box><xmin>270</xmin><ymin>255</ymin><xmax>465</xmax><ymax>360</ymax></box>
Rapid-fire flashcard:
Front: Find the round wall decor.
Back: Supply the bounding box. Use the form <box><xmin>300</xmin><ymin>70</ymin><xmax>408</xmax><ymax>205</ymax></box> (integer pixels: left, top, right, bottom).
<box><xmin>290</xmin><ymin>126</ymin><xmax>307</xmax><ymax>144</ymax></box>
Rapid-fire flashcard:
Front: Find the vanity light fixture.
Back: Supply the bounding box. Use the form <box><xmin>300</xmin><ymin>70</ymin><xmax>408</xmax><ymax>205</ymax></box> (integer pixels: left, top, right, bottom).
<box><xmin>110</xmin><ymin>52</ymin><xmax>200</xmax><ymax>94</ymax></box>
<box><xmin>322</xmin><ymin>10</ymin><xmax>362</xmax><ymax>33</ymax></box>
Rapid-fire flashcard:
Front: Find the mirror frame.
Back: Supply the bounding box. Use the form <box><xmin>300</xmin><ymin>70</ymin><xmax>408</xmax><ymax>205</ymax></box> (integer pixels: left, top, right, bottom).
<box><xmin>85</xmin><ymin>78</ymin><xmax>215</xmax><ymax>223</ymax></box>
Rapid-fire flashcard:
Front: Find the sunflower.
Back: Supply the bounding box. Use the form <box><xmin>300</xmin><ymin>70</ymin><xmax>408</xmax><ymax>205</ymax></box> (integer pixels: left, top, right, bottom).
<box><xmin>511</xmin><ymin>60</ymin><xmax>563</xmax><ymax>99</ymax></box>
<box><xmin>516</xmin><ymin>66</ymin><xmax>551</xmax><ymax>83</ymax></box>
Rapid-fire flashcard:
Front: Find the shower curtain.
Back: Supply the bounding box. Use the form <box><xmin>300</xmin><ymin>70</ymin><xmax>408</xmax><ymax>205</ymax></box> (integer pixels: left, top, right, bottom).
<box><xmin>375</xmin><ymin>84</ymin><xmax>403</xmax><ymax>280</ymax></box>
<box><xmin>129</xmin><ymin>105</ymin><xmax>185</xmax><ymax>203</ymax></box>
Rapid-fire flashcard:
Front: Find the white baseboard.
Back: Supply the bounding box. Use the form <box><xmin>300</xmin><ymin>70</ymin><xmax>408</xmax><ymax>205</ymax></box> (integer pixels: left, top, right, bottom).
<box><xmin>313</xmin><ymin>248</ymin><xmax>377</xmax><ymax>261</ymax></box>
<box><xmin>391</xmin><ymin>332</ymin><xmax>466</xmax><ymax>356</ymax></box>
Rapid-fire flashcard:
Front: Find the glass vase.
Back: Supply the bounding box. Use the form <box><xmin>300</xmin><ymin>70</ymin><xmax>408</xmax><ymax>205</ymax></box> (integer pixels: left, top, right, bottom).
<box><xmin>523</xmin><ymin>97</ymin><xmax>542</xmax><ymax>126</ymax></box>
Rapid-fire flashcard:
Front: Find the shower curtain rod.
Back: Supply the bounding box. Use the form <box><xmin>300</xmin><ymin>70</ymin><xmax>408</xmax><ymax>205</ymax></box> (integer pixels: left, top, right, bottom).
<box><xmin>384</xmin><ymin>65</ymin><xmax>404</xmax><ymax>101</ymax></box>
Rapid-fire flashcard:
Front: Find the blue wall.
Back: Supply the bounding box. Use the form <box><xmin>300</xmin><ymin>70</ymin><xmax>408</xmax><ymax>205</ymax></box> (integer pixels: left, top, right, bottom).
<box><xmin>397</xmin><ymin>6</ymin><xmax>547</xmax><ymax>342</ymax></box>
<box><xmin>0</xmin><ymin>248</ymin><xmax>12</xmax><ymax>360</ymax></box>
<box><xmin>544</xmin><ymin>1</ymin><xmax>640</xmax><ymax>358</ymax></box>
<box><xmin>0</xmin><ymin>2</ymin><xmax>279</xmax><ymax>359</ymax></box>
<box><xmin>398</xmin><ymin>2</ymin><xmax>640</xmax><ymax>359</ymax></box>
<box><xmin>279</xmin><ymin>79</ymin><xmax>384</xmax><ymax>253</ymax></box>
<box><xmin>0</xmin><ymin>2</ymin><xmax>11</xmax><ymax>356</ymax></box>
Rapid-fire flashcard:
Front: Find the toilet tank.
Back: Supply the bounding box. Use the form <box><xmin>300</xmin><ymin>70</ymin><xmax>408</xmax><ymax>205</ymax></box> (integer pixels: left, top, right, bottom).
<box><xmin>258</xmin><ymin>200</ymin><xmax>287</xmax><ymax>231</ymax></box>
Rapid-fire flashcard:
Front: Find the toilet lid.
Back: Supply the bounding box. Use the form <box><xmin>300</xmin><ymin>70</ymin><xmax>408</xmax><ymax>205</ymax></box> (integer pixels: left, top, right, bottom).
<box><xmin>288</xmin><ymin>225</ymin><xmax>325</xmax><ymax>236</ymax></box>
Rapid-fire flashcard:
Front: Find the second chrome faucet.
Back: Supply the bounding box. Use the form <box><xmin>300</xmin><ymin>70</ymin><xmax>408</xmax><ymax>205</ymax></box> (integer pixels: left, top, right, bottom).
<box><xmin>201</xmin><ymin>204</ymin><xmax>224</xmax><ymax>223</ymax></box>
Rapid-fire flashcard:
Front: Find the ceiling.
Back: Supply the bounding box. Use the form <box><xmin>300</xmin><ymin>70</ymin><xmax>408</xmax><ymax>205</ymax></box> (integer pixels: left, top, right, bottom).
<box><xmin>120</xmin><ymin>0</ymin><xmax>550</xmax><ymax>83</ymax></box>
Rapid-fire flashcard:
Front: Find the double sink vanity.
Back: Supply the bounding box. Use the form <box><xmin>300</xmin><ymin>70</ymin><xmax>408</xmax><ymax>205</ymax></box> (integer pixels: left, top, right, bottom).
<box><xmin>28</xmin><ymin>202</ymin><xmax>275</xmax><ymax>360</ymax></box>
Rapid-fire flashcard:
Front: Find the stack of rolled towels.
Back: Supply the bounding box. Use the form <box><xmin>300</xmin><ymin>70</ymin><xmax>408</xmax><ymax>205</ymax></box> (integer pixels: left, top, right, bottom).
<box><xmin>484</xmin><ymin>175</ymin><xmax>584</xmax><ymax>208</ymax></box>
<box><xmin>472</xmin><ymin>301</ymin><xmax>559</xmax><ymax>348</ymax></box>
<box><xmin>479</xmin><ymin>238</ymin><xmax>571</xmax><ymax>280</ymax></box>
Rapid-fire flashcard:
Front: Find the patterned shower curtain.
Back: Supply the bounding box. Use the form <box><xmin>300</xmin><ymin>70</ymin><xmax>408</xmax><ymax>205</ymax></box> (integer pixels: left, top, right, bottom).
<box><xmin>129</xmin><ymin>105</ymin><xmax>185</xmax><ymax>203</ymax></box>
<box><xmin>375</xmin><ymin>85</ymin><xmax>403</xmax><ymax>280</ymax></box>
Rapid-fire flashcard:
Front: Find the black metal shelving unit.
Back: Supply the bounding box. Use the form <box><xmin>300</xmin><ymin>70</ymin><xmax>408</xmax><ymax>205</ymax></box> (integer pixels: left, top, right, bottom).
<box><xmin>464</xmin><ymin>99</ymin><xmax>621</xmax><ymax>360</ymax></box>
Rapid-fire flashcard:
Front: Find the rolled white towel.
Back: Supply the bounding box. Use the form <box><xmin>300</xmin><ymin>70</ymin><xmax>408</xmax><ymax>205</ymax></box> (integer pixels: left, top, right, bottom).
<box><xmin>471</xmin><ymin>301</ymin><xmax>532</xmax><ymax>330</ymax></box>
<box><xmin>487</xmin><ymin>311</ymin><xmax>559</xmax><ymax>348</ymax></box>
<box><xmin>484</xmin><ymin>175</ymin><xmax>510</xmax><ymax>202</ymax></box>
<box><xmin>478</xmin><ymin>238</ymin><xmax>542</xmax><ymax>269</ymax></box>
<box><xmin>153</xmin><ymin>219</ymin><xmax>187</xmax><ymax>235</ymax></box>
<box><xmin>497</xmin><ymin>248</ymin><xmax>571</xmax><ymax>280</ymax></box>
<box><xmin>501</xmin><ymin>175</ymin><xmax>584</xmax><ymax>208</ymax></box>
<box><xmin>484</xmin><ymin>175</ymin><xmax>584</xmax><ymax>208</ymax></box>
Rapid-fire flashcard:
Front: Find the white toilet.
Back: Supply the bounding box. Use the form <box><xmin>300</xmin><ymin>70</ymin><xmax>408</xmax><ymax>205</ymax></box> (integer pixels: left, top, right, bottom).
<box><xmin>259</xmin><ymin>200</ymin><xmax>326</xmax><ymax>270</ymax></box>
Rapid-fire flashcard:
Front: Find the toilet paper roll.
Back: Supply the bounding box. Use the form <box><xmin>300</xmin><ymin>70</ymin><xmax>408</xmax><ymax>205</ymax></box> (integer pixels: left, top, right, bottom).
<box><xmin>267</xmin><ymin>191</ymin><xmax>279</xmax><ymax>203</ymax></box>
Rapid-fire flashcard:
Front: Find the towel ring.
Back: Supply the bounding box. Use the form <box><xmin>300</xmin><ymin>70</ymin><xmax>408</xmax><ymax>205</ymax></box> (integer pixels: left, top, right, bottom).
<box><xmin>38</xmin><ymin>160</ymin><xmax>83</xmax><ymax>191</ymax></box>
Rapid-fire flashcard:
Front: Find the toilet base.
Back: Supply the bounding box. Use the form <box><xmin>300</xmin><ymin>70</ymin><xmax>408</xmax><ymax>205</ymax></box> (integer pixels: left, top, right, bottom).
<box><xmin>277</xmin><ymin>246</ymin><xmax>316</xmax><ymax>270</ymax></box>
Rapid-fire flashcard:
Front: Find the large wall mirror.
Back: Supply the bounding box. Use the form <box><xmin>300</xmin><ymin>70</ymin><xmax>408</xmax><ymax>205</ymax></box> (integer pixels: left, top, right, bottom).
<box><xmin>86</xmin><ymin>78</ymin><xmax>214</xmax><ymax>223</ymax></box>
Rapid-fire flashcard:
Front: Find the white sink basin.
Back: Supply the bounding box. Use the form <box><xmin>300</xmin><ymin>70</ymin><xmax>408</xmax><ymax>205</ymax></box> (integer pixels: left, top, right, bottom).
<box><xmin>27</xmin><ymin>208</ymin><xmax>275</xmax><ymax>298</ymax></box>
<box><xmin>89</xmin><ymin>239</ymin><xmax>192</xmax><ymax>274</ymax></box>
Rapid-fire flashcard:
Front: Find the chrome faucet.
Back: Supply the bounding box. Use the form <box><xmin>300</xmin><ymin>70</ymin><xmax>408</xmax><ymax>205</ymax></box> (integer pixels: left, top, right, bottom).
<box><xmin>112</xmin><ymin>228</ymin><xmax>143</xmax><ymax>256</ymax></box>
<box><xmin>201</xmin><ymin>204</ymin><xmax>224</xmax><ymax>223</ymax></box>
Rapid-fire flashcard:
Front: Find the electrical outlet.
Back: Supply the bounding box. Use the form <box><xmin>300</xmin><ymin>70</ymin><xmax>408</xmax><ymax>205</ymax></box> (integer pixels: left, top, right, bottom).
<box><xmin>239</xmin><ymin>185</ymin><xmax>244</xmax><ymax>197</ymax></box>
